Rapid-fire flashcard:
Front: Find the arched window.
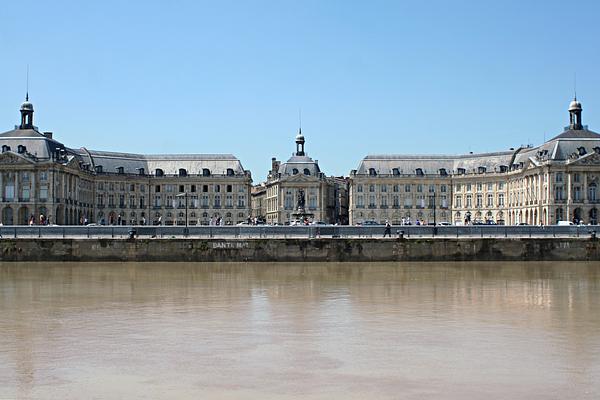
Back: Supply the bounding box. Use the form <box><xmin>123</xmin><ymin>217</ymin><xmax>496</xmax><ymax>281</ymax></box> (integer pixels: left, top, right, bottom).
<box><xmin>392</xmin><ymin>168</ymin><xmax>400</xmax><ymax>176</ymax></box>
<box><xmin>303</xmin><ymin>168</ymin><xmax>310</xmax><ymax>175</ymax></box>
<box><xmin>2</xmin><ymin>145</ymin><xmax>11</xmax><ymax>152</ymax></box>
<box><xmin>179</xmin><ymin>168</ymin><xmax>187</xmax><ymax>177</ymax></box>
<box><xmin>17</xmin><ymin>145</ymin><xmax>26</xmax><ymax>154</ymax></box>
<box><xmin>155</xmin><ymin>168</ymin><xmax>164</xmax><ymax>177</ymax></box>
<box><xmin>226</xmin><ymin>168</ymin><xmax>234</xmax><ymax>176</ymax></box>
<box><xmin>478</xmin><ymin>166</ymin><xmax>486</xmax><ymax>174</ymax></box>
<box><xmin>369</xmin><ymin>168</ymin><xmax>377</xmax><ymax>176</ymax></box>
<box><xmin>202</xmin><ymin>168</ymin><xmax>211</xmax><ymax>176</ymax></box>
<box><xmin>292</xmin><ymin>168</ymin><xmax>299</xmax><ymax>175</ymax></box>
<box><xmin>578</xmin><ymin>147</ymin><xmax>587</xmax><ymax>156</ymax></box>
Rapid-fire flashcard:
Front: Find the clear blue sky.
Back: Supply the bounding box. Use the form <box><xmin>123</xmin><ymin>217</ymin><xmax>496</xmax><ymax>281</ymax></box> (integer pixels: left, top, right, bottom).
<box><xmin>1</xmin><ymin>0</ymin><xmax>599</xmax><ymax>178</ymax></box>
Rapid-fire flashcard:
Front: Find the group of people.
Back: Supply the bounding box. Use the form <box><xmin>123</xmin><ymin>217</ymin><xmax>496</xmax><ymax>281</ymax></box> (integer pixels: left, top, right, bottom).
<box><xmin>27</xmin><ymin>214</ymin><xmax>50</xmax><ymax>226</ymax></box>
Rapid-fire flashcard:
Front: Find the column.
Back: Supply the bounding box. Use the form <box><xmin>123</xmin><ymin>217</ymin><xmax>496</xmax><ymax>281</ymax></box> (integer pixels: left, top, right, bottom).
<box><xmin>566</xmin><ymin>172</ymin><xmax>572</xmax><ymax>220</ymax></box>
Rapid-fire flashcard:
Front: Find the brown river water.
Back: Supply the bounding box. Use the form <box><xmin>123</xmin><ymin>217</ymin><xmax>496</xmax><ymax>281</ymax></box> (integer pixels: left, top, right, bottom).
<box><xmin>1</xmin><ymin>262</ymin><xmax>599</xmax><ymax>399</ymax></box>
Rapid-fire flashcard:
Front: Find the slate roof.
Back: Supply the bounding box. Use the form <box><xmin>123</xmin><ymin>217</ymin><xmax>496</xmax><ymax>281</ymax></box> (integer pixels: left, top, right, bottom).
<box><xmin>0</xmin><ymin>127</ymin><xmax>72</xmax><ymax>161</ymax></box>
<box><xmin>277</xmin><ymin>154</ymin><xmax>321</xmax><ymax>176</ymax></box>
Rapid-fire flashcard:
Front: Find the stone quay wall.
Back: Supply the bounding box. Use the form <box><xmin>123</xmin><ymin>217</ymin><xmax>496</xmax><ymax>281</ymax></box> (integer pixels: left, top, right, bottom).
<box><xmin>0</xmin><ymin>238</ymin><xmax>598</xmax><ymax>262</ymax></box>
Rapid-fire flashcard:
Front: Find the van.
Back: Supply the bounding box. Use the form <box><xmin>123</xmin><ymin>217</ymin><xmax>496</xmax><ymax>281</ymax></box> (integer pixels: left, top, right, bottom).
<box><xmin>557</xmin><ymin>221</ymin><xmax>574</xmax><ymax>226</ymax></box>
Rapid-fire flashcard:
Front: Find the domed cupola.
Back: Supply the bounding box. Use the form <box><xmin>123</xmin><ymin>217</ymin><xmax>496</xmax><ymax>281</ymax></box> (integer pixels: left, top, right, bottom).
<box><xmin>295</xmin><ymin>128</ymin><xmax>305</xmax><ymax>156</ymax></box>
<box><xmin>568</xmin><ymin>97</ymin><xmax>583</xmax><ymax>130</ymax></box>
<box><xmin>19</xmin><ymin>93</ymin><xmax>34</xmax><ymax>129</ymax></box>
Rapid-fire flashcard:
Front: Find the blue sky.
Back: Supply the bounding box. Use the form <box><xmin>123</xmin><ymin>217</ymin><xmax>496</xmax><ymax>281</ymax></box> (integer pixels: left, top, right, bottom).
<box><xmin>1</xmin><ymin>0</ymin><xmax>599</xmax><ymax>178</ymax></box>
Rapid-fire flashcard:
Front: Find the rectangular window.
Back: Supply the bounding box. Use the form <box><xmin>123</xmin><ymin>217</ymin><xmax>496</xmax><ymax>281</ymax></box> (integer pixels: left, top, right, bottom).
<box><xmin>441</xmin><ymin>185</ymin><xmax>447</xmax><ymax>193</ymax></box>
<box><xmin>381</xmin><ymin>185</ymin><xmax>387</xmax><ymax>193</ymax></box>
<box><xmin>556</xmin><ymin>172</ymin><xmax>563</xmax><ymax>183</ymax></box>
<box><xmin>40</xmin><ymin>185</ymin><xmax>48</xmax><ymax>201</ymax></box>
<box><xmin>369</xmin><ymin>195</ymin><xmax>375</xmax><ymax>207</ymax></box>
<box><xmin>477</xmin><ymin>183</ymin><xmax>483</xmax><ymax>192</ymax></box>
<box><xmin>393</xmin><ymin>185</ymin><xmax>399</xmax><ymax>192</ymax></box>
<box><xmin>487</xmin><ymin>183</ymin><xmax>493</xmax><ymax>191</ymax></box>
<box><xmin>179</xmin><ymin>185</ymin><xmax>185</xmax><ymax>193</ymax></box>
<box><xmin>404</xmin><ymin>197</ymin><xmax>412</xmax><ymax>208</ymax></box>
<box><xmin>120</xmin><ymin>183</ymin><xmax>125</xmax><ymax>191</ymax></box>
<box><xmin>574</xmin><ymin>173</ymin><xmax>580</xmax><ymax>183</ymax></box>
<box><xmin>309</xmin><ymin>196</ymin><xmax>317</xmax><ymax>209</ymax></box>
<box><xmin>22</xmin><ymin>186</ymin><xmax>30</xmax><ymax>200</ymax></box>
<box><xmin>455</xmin><ymin>195</ymin><xmax>462</xmax><ymax>208</ymax></box>
<box><xmin>357</xmin><ymin>195</ymin><xmax>364</xmax><ymax>207</ymax></box>
<box><xmin>129</xmin><ymin>195</ymin><xmax>136</xmax><ymax>207</ymax></box>
<box><xmin>202</xmin><ymin>195</ymin><xmax>209</xmax><ymax>207</ymax></box>
<box><xmin>466</xmin><ymin>184</ymin><xmax>472</xmax><ymax>192</ymax></box>
<box><xmin>455</xmin><ymin>184</ymin><xmax>461</xmax><ymax>192</ymax></box>
<box><xmin>130</xmin><ymin>184</ymin><xmax>135</xmax><ymax>191</ymax></box>
<box><xmin>119</xmin><ymin>194</ymin><xmax>125</xmax><ymax>207</ymax></box>
<box><xmin>357</xmin><ymin>184</ymin><xmax>363</xmax><ymax>193</ymax></box>
<box><xmin>238</xmin><ymin>195</ymin><xmax>246</xmax><ymax>207</ymax></box>
<box><xmin>215</xmin><ymin>185</ymin><xmax>221</xmax><ymax>193</ymax></box>
<box><xmin>476</xmin><ymin>194</ymin><xmax>483</xmax><ymax>207</ymax></box>
<box><xmin>98</xmin><ymin>182</ymin><xmax>104</xmax><ymax>190</ymax></box>
<box><xmin>369</xmin><ymin>185</ymin><xmax>375</xmax><ymax>192</ymax></box>
<box><xmin>466</xmin><ymin>195</ymin><xmax>472</xmax><ymax>208</ymax></box>
<box><xmin>227</xmin><ymin>185</ymin><xmax>232</xmax><ymax>193</ymax></box>
<box><xmin>140</xmin><ymin>184</ymin><xmax>145</xmax><ymax>192</ymax></box>
<box><xmin>166</xmin><ymin>185</ymin><xmax>174</xmax><ymax>193</ymax></box>
<box><xmin>487</xmin><ymin>194</ymin><xmax>493</xmax><ymax>207</ymax></box>
<box><xmin>203</xmin><ymin>185</ymin><xmax>208</xmax><ymax>192</ymax></box>
<box><xmin>214</xmin><ymin>195</ymin><xmax>221</xmax><ymax>207</ymax></box>
<box><xmin>393</xmin><ymin>195</ymin><xmax>399</xmax><ymax>207</ymax></box>
<box><xmin>97</xmin><ymin>194</ymin><xmax>104</xmax><ymax>205</ymax></box>
<box><xmin>498</xmin><ymin>182</ymin><xmax>504</xmax><ymax>190</ymax></box>
<box><xmin>22</xmin><ymin>172</ymin><xmax>30</xmax><ymax>182</ymax></box>
<box><xmin>417</xmin><ymin>184</ymin><xmax>423</xmax><ymax>193</ymax></box>
<box><xmin>498</xmin><ymin>194</ymin><xmax>504</xmax><ymax>206</ymax></box>
<box><xmin>155</xmin><ymin>185</ymin><xmax>161</xmax><ymax>193</ymax></box>
<box><xmin>226</xmin><ymin>195</ymin><xmax>233</xmax><ymax>207</ymax></box>
<box><xmin>154</xmin><ymin>195</ymin><xmax>161</xmax><ymax>207</ymax></box>
<box><xmin>39</xmin><ymin>171</ymin><xmax>48</xmax><ymax>181</ymax></box>
<box><xmin>140</xmin><ymin>196</ymin><xmax>145</xmax><ymax>208</ymax></box>
<box><xmin>428</xmin><ymin>184</ymin><xmax>435</xmax><ymax>193</ymax></box>
<box><xmin>405</xmin><ymin>184</ymin><xmax>411</xmax><ymax>193</ymax></box>
<box><xmin>191</xmin><ymin>185</ymin><xmax>196</xmax><ymax>193</ymax></box>
<box><xmin>108</xmin><ymin>195</ymin><xmax>115</xmax><ymax>207</ymax></box>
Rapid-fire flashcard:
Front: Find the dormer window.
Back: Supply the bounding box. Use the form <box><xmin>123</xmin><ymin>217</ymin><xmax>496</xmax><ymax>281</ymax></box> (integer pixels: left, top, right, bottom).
<box><xmin>457</xmin><ymin>168</ymin><xmax>466</xmax><ymax>175</ymax></box>
<box><xmin>116</xmin><ymin>166</ymin><xmax>124</xmax><ymax>174</ymax></box>
<box><xmin>499</xmin><ymin>165</ymin><xmax>508</xmax><ymax>173</ymax></box>
<box><xmin>415</xmin><ymin>168</ymin><xmax>424</xmax><ymax>176</ymax></box>
<box><xmin>392</xmin><ymin>168</ymin><xmax>400</xmax><ymax>176</ymax></box>
<box><xmin>179</xmin><ymin>168</ymin><xmax>187</xmax><ymax>177</ymax></box>
<box><xmin>137</xmin><ymin>168</ymin><xmax>145</xmax><ymax>175</ymax></box>
<box><xmin>17</xmin><ymin>145</ymin><xmax>26</xmax><ymax>154</ymax></box>
<box><xmin>578</xmin><ymin>147</ymin><xmax>587</xmax><ymax>156</ymax></box>
<box><xmin>292</xmin><ymin>168</ymin><xmax>299</xmax><ymax>175</ymax></box>
<box><xmin>439</xmin><ymin>168</ymin><xmax>447</xmax><ymax>176</ymax></box>
<box><xmin>2</xmin><ymin>145</ymin><xmax>11</xmax><ymax>153</ymax></box>
<box><xmin>202</xmin><ymin>168</ymin><xmax>211</xmax><ymax>176</ymax></box>
<box><xmin>303</xmin><ymin>168</ymin><xmax>310</xmax><ymax>175</ymax></box>
<box><xmin>155</xmin><ymin>168</ymin><xmax>164</xmax><ymax>177</ymax></box>
<box><xmin>369</xmin><ymin>168</ymin><xmax>377</xmax><ymax>176</ymax></box>
<box><xmin>594</xmin><ymin>147</ymin><xmax>600</xmax><ymax>154</ymax></box>
<box><xmin>95</xmin><ymin>165</ymin><xmax>103</xmax><ymax>173</ymax></box>
<box><xmin>226</xmin><ymin>168</ymin><xmax>234</xmax><ymax>176</ymax></box>
<box><xmin>478</xmin><ymin>166</ymin><xmax>486</xmax><ymax>174</ymax></box>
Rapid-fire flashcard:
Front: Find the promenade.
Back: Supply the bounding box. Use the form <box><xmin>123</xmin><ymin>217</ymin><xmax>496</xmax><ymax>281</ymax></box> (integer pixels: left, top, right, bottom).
<box><xmin>0</xmin><ymin>224</ymin><xmax>596</xmax><ymax>240</ymax></box>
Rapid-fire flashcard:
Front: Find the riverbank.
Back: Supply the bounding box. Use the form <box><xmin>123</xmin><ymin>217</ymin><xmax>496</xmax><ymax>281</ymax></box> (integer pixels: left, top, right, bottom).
<box><xmin>0</xmin><ymin>237</ymin><xmax>598</xmax><ymax>262</ymax></box>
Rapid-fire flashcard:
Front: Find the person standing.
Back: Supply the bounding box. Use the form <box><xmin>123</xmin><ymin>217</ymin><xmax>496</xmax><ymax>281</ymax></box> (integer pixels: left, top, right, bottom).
<box><xmin>383</xmin><ymin>220</ymin><xmax>392</xmax><ymax>237</ymax></box>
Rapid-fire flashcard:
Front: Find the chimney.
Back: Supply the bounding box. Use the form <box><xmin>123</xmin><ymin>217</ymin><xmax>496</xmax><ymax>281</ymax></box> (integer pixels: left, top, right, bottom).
<box><xmin>43</xmin><ymin>132</ymin><xmax>53</xmax><ymax>139</ymax></box>
<box><xmin>271</xmin><ymin>157</ymin><xmax>280</xmax><ymax>173</ymax></box>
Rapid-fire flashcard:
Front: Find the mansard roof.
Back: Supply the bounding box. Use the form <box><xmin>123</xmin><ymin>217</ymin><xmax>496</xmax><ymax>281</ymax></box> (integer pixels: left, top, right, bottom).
<box><xmin>356</xmin><ymin>151</ymin><xmax>514</xmax><ymax>176</ymax></box>
<box><xmin>0</xmin><ymin>127</ymin><xmax>72</xmax><ymax>162</ymax></box>
<box><xmin>277</xmin><ymin>154</ymin><xmax>322</xmax><ymax>177</ymax></box>
<box><xmin>75</xmin><ymin>149</ymin><xmax>248</xmax><ymax>176</ymax></box>
<box><xmin>549</xmin><ymin>128</ymin><xmax>600</xmax><ymax>141</ymax></box>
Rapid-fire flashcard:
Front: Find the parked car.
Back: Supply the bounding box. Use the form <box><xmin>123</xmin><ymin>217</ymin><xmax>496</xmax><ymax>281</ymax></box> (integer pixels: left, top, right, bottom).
<box><xmin>557</xmin><ymin>221</ymin><xmax>574</xmax><ymax>226</ymax></box>
<box><xmin>362</xmin><ymin>220</ymin><xmax>381</xmax><ymax>226</ymax></box>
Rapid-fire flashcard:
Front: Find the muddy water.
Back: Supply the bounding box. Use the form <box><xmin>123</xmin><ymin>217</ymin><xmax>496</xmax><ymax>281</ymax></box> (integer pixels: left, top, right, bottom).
<box><xmin>1</xmin><ymin>262</ymin><xmax>599</xmax><ymax>399</ymax></box>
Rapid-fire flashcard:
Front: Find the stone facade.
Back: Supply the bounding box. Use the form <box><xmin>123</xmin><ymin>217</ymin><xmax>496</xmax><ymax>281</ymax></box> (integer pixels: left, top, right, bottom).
<box><xmin>261</xmin><ymin>131</ymin><xmax>339</xmax><ymax>225</ymax></box>
<box><xmin>0</xmin><ymin>98</ymin><xmax>252</xmax><ymax>225</ymax></box>
<box><xmin>349</xmin><ymin>98</ymin><xmax>600</xmax><ymax>225</ymax></box>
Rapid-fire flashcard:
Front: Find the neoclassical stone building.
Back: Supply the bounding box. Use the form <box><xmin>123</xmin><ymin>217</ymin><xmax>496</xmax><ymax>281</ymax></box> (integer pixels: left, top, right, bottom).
<box><xmin>259</xmin><ymin>130</ymin><xmax>340</xmax><ymax>224</ymax></box>
<box><xmin>349</xmin><ymin>98</ymin><xmax>600</xmax><ymax>225</ymax></box>
<box><xmin>0</xmin><ymin>97</ymin><xmax>252</xmax><ymax>225</ymax></box>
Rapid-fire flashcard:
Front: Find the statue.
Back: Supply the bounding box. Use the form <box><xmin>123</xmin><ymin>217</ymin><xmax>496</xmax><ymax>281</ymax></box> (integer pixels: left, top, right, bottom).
<box><xmin>297</xmin><ymin>189</ymin><xmax>306</xmax><ymax>211</ymax></box>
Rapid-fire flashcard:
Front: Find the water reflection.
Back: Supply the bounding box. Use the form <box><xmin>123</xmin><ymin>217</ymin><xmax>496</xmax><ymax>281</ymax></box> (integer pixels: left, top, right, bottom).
<box><xmin>0</xmin><ymin>262</ymin><xmax>599</xmax><ymax>399</ymax></box>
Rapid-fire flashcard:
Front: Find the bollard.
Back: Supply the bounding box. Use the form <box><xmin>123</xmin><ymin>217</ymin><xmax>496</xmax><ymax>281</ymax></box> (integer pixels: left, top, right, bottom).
<box><xmin>590</xmin><ymin>230</ymin><xmax>597</xmax><ymax>240</ymax></box>
<box><xmin>398</xmin><ymin>230</ymin><xmax>404</xmax><ymax>240</ymax></box>
<box><xmin>128</xmin><ymin>228</ymin><xmax>136</xmax><ymax>239</ymax></box>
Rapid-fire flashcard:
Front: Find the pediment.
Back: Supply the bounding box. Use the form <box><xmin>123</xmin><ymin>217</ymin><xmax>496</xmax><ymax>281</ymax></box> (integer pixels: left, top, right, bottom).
<box><xmin>567</xmin><ymin>152</ymin><xmax>600</xmax><ymax>166</ymax></box>
<box><xmin>280</xmin><ymin>174</ymin><xmax>318</xmax><ymax>183</ymax></box>
<box><xmin>0</xmin><ymin>152</ymin><xmax>35</xmax><ymax>165</ymax></box>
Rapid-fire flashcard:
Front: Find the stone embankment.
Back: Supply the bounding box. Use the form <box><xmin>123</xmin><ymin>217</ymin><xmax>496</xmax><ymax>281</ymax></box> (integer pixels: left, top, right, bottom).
<box><xmin>0</xmin><ymin>237</ymin><xmax>598</xmax><ymax>262</ymax></box>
